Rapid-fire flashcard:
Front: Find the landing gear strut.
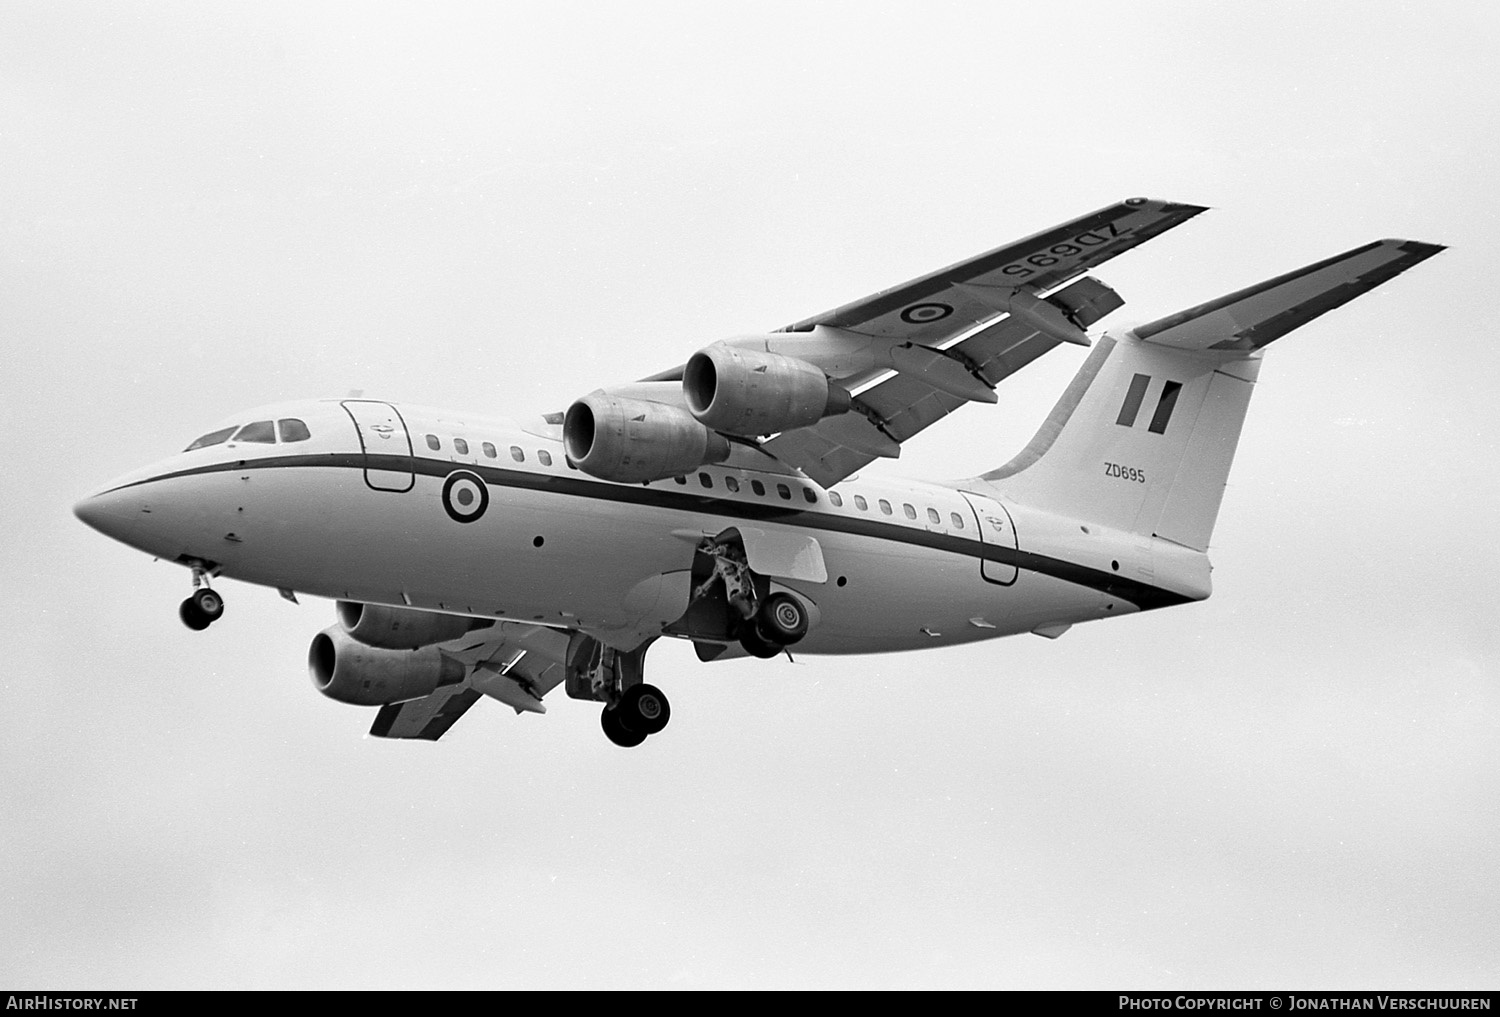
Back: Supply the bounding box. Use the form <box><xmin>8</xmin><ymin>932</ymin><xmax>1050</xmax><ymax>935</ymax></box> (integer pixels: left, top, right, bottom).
<box><xmin>179</xmin><ymin>564</ymin><xmax>224</xmax><ymax>631</ymax></box>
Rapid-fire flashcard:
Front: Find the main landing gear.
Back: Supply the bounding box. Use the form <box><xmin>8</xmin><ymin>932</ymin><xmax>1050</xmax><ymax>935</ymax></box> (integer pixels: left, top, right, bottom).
<box><xmin>179</xmin><ymin>564</ymin><xmax>224</xmax><ymax>631</ymax></box>
<box><xmin>689</xmin><ymin>540</ymin><xmax>811</xmax><ymax>660</ymax></box>
<box><xmin>599</xmin><ymin>683</ymin><xmax>671</xmax><ymax>748</ymax></box>
<box><xmin>563</xmin><ymin>634</ymin><xmax>670</xmax><ymax>748</ymax></box>
<box><xmin>737</xmin><ymin>591</ymin><xmax>809</xmax><ymax>659</ymax></box>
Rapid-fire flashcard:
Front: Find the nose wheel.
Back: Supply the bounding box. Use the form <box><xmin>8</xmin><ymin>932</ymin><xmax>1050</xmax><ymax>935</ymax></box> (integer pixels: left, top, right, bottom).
<box><xmin>600</xmin><ymin>683</ymin><xmax>671</xmax><ymax>747</ymax></box>
<box><xmin>179</xmin><ymin>567</ymin><xmax>225</xmax><ymax>630</ymax></box>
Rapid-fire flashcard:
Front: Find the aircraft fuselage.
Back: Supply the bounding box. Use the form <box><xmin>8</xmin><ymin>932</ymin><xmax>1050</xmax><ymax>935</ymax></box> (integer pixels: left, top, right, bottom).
<box><xmin>76</xmin><ymin>396</ymin><xmax>1207</xmax><ymax>657</ymax></box>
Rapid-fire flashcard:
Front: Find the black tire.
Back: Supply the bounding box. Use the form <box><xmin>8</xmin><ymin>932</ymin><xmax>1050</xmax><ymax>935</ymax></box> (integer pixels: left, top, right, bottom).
<box><xmin>738</xmin><ymin>624</ymin><xmax>782</xmax><ymax>659</ymax></box>
<box><xmin>190</xmin><ymin>588</ymin><xmax>224</xmax><ymax>622</ymax></box>
<box><xmin>620</xmin><ymin>683</ymin><xmax>670</xmax><ymax>736</ymax></box>
<box><xmin>179</xmin><ymin>598</ymin><xmax>210</xmax><ymax>631</ymax></box>
<box><xmin>601</xmin><ymin>706</ymin><xmax>647</xmax><ymax>747</ymax></box>
<box><xmin>756</xmin><ymin>592</ymin><xmax>808</xmax><ymax>645</ymax></box>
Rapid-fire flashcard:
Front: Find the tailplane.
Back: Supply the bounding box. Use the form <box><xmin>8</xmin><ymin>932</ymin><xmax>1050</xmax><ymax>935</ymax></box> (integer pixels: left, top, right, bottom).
<box><xmin>981</xmin><ymin>238</ymin><xmax>1443</xmax><ymax>550</ymax></box>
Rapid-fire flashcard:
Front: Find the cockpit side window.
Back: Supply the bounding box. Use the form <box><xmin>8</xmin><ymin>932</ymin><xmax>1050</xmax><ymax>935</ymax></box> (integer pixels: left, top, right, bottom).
<box><xmin>278</xmin><ymin>418</ymin><xmax>311</xmax><ymax>443</ymax></box>
<box><xmin>233</xmin><ymin>420</ymin><xmax>276</xmax><ymax>444</ymax></box>
<box><xmin>184</xmin><ymin>426</ymin><xmax>237</xmax><ymax>451</ymax></box>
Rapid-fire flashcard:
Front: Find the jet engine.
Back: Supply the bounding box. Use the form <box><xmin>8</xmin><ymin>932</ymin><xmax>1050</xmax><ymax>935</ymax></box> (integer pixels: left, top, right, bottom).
<box><xmin>308</xmin><ymin>626</ymin><xmax>466</xmax><ymax>706</ymax></box>
<box><xmin>337</xmin><ymin>600</ymin><xmax>487</xmax><ymax>650</ymax></box>
<box><xmin>564</xmin><ymin>390</ymin><xmax>730</xmax><ymax>483</ymax></box>
<box><xmin>683</xmin><ymin>342</ymin><xmax>851</xmax><ymax>436</ymax></box>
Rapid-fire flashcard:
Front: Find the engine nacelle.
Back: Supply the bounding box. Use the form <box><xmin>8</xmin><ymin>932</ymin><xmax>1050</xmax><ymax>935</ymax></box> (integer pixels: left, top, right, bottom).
<box><xmin>683</xmin><ymin>342</ymin><xmax>851</xmax><ymax>436</ymax></box>
<box><xmin>308</xmin><ymin>626</ymin><xmax>466</xmax><ymax>706</ymax></box>
<box><xmin>337</xmin><ymin>600</ymin><xmax>486</xmax><ymax>650</ymax></box>
<box><xmin>564</xmin><ymin>390</ymin><xmax>731</xmax><ymax>483</ymax></box>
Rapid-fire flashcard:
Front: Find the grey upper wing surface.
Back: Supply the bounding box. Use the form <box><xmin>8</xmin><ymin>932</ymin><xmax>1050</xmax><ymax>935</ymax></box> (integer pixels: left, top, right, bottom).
<box><xmin>776</xmin><ymin>197</ymin><xmax>1206</xmax><ymax>340</ymax></box>
<box><xmin>762</xmin><ymin>198</ymin><xmax>1207</xmax><ymax>485</ymax></box>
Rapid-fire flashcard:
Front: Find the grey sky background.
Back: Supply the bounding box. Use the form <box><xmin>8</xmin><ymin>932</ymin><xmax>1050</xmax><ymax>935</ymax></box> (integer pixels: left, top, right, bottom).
<box><xmin>3</xmin><ymin>0</ymin><xmax>1496</xmax><ymax>989</ymax></box>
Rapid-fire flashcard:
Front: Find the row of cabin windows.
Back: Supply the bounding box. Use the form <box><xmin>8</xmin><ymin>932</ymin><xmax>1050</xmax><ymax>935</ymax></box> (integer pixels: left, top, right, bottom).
<box><xmin>675</xmin><ymin>473</ymin><xmax>817</xmax><ymax>504</ymax></box>
<box><xmin>425</xmin><ymin>434</ymin><xmax>553</xmax><ymax>467</ymax></box>
<box><xmin>185</xmin><ymin>418</ymin><xmax>311</xmax><ymax>451</ymax></box>
<box><xmin>418</xmin><ymin>433</ymin><xmax>964</xmax><ymax>529</ymax></box>
<box><xmin>827</xmin><ymin>490</ymin><xmax>965</xmax><ymax>529</ymax></box>
<box><xmin>674</xmin><ymin>470</ymin><xmax>964</xmax><ymax>528</ymax></box>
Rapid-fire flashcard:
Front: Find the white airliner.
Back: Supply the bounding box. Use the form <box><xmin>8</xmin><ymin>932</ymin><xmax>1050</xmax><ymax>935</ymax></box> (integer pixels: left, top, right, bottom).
<box><xmin>74</xmin><ymin>198</ymin><xmax>1442</xmax><ymax>746</ymax></box>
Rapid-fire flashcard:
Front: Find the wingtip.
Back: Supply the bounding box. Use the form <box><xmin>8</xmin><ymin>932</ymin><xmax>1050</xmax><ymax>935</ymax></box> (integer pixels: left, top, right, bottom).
<box><xmin>1389</xmin><ymin>239</ymin><xmax>1447</xmax><ymax>258</ymax></box>
<box><xmin>1125</xmin><ymin>197</ymin><xmax>1211</xmax><ymax>217</ymax></box>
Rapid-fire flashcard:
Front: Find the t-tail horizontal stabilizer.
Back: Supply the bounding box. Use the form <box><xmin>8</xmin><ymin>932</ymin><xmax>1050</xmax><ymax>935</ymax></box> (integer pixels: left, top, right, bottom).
<box><xmin>1134</xmin><ymin>239</ymin><xmax>1445</xmax><ymax>351</ymax></box>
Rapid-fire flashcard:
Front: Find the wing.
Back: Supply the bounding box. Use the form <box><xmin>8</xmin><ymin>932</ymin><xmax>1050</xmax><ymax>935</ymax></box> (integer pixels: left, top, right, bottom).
<box><xmin>368</xmin><ymin>621</ymin><xmax>572</xmax><ymax>741</ymax></box>
<box><xmin>761</xmin><ymin>197</ymin><xmax>1206</xmax><ymax>485</ymax></box>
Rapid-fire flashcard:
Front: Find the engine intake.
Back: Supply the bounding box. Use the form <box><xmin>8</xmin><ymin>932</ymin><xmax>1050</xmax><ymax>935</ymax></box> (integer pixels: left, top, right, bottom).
<box><xmin>308</xmin><ymin>626</ymin><xmax>466</xmax><ymax>706</ymax></box>
<box><xmin>683</xmin><ymin>342</ymin><xmax>851</xmax><ymax>436</ymax></box>
<box><xmin>337</xmin><ymin>601</ymin><xmax>487</xmax><ymax>649</ymax></box>
<box><xmin>564</xmin><ymin>390</ymin><xmax>730</xmax><ymax>483</ymax></box>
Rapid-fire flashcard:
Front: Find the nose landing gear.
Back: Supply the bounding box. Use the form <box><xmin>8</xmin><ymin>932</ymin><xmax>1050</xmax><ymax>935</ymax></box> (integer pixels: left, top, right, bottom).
<box><xmin>179</xmin><ymin>564</ymin><xmax>224</xmax><ymax>631</ymax></box>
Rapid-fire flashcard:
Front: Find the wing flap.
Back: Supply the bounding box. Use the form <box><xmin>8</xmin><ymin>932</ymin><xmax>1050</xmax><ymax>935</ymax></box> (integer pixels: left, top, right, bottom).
<box><xmin>370</xmin><ymin>686</ymin><xmax>483</xmax><ymax>741</ymax></box>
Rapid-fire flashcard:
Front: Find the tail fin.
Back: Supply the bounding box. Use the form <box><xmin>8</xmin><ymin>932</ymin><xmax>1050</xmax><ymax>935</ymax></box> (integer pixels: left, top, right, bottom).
<box><xmin>982</xmin><ymin>238</ymin><xmax>1443</xmax><ymax>550</ymax></box>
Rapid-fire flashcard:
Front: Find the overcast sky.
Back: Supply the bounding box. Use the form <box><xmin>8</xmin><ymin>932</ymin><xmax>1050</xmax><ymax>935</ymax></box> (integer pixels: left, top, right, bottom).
<box><xmin>3</xmin><ymin>0</ymin><xmax>1496</xmax><ymax>989</ymax></box>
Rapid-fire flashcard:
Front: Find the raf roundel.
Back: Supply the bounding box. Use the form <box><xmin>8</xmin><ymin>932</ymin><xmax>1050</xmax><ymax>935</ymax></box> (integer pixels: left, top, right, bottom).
<box><xmin>899</xmin><ymin>302</ymin><xmax>953</xmax><ymax>324</ymax></box>
<box><xmin>441</xmin><ymin>470</ymin><xmax>489</xmax><ymax>523</ymax></box>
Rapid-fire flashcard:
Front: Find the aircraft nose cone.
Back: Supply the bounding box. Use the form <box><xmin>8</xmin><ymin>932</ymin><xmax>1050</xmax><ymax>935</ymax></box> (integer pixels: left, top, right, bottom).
<box><xmin>73</xmin><ymin>489</ymin><xmax>139</xmax><ymax>544</ymax></box>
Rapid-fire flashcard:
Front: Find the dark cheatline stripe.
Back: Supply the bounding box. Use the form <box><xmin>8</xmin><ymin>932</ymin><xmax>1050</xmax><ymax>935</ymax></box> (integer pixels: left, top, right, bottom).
<box><xmin>1148</xmin><ymin>380</ymin><xmax>1183</xmax><ymax>434</ymax></box>
<box><xmin>105</xmin><ymin>452</ymin><xmax>1193</xmax><ymax>611</ymax></box>
<box><xmin>1116</xmin><ymin>373</ymin><xmax>1152</xmax><ymax>427</ymax></box>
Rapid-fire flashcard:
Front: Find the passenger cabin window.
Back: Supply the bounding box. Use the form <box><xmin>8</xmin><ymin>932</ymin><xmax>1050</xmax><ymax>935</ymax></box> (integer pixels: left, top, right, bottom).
<box><xmin>951</xmin><ymin>512</ymin><xmax>965</xmax><ymax>529</ymax></box>
<box><xmin>185</xmin><ymin>426</ymin><xmax>237</xmax><ymax>451</ymax></box>
<box><xmin>425</xmin><ymin>434</ymin><xmax>440</xmax><ymax>451</ymax></box>
<box><xmin>879</xmin><ymin>499</ymin><xmax>893</xmax><ymax>515</ymax></box>
<box><xmin>538</xmin><ymin>450</ymin><xmax>552</xmax><ymax>466</ymax></box>
<box><xmin>751</xmin><ymin>480</ymin><xmax>766</xmax><ymax>496</ymax></box>
<box><xmin>675</xmin><ymin>476</ymin><xmax>687</xmax><ymax>485</ymax></box>
<box><xmin>803</xmin><ymin>488</ymin><xmax>816</xmax><ymax>504</ymax></box>
<box><xmin>829</xmin><ymin>492</ymin><xmax>843</xmax><ymax>507</ymax></box>
<box><xmin>699</xmin><ymin>473</ymin><xmax>713</xmax><ymax>489</ymax></box>
<box><xmin>854</xmin><ymin>495</ymin><xmax>868</xmax><ymax>511</ymax></box>
<box><xmin>508</xmin><ymin>446</ymin><xmax>522</xmax><ymax>462</ymax></box>
<box><xmin>725</xmin><ymin>477</ymin><xmax>740</xmax><ymax>493</ymax></box>
<box><xmin>482</xmin><ymin>442</ymin><xmax>497</xmax><ymax>458</ymax></box>
<box><xmin>903</xmin><ymin>503</ymin><xmax>917</xmax><ymax>520</ymax></box>
<box><xmin>776</xmin><ymin>483</ymin><xmax>791</xmax><ymax>500</ymax></box>
<box><xmin>277</xmin><ymin>418</ymin><xmax>311</xmax><ymax>443</ymax></box>
<box><xmin>234</xmin><ymin>420</ymin><xmax>276</xmax><ymax>444</ymax></box>
<box><xmin>927</xmin><ymin>508</ymin><xmax>941</xmax><ymax>524</ymax></box>
<box><xmin>453</xmin><ymin>438</ymin><xmax>469</xmax><ymax>455</ymax></box>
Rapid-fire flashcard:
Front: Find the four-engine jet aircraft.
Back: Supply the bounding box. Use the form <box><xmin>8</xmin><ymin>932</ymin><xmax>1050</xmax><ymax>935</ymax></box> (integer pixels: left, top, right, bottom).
<box><xmin>74</xmin><ymin>198</ymin><xmax>1442</xmax><ymax>746</ymax></box>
